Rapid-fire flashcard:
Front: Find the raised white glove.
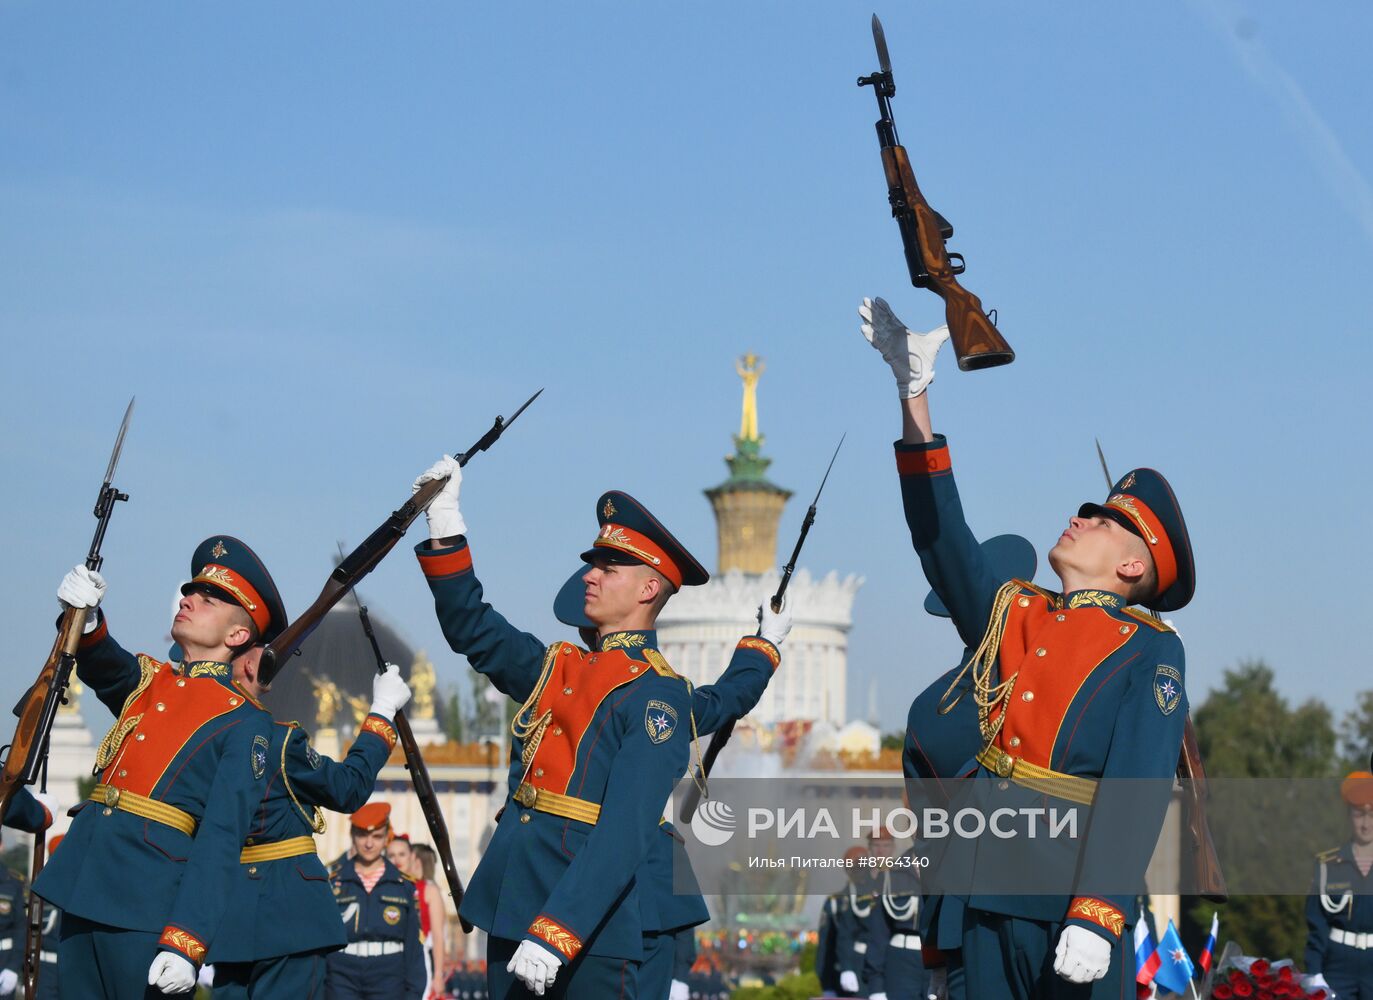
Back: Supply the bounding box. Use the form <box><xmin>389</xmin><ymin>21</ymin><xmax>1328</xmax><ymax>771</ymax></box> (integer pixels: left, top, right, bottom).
<box><xmin>369</xmin><ymin>663</ymin><xmax>412</xmax><ymax>720</ymax></box>
<box><xmin>0</xmin><ymin>968</ymin><xmax>16</xmax><ymax>995</ymax></box>
<box><xmin>148</xmin><ymin>951</ymin><xmax>197</xmax><ymax>994</ymax></box>
<box><xmin>859</xmin><ymin>297</ymin><xmax>950</xmax><ymax>399</ymax></box>
<box><xmin>926</xmin><ymin>967</ymin><xmax>947</xmax><ymax>1000</ymax></box>
<box><xmin>413</xmin><ymin>455</ymin><xmax>465</xmax><ymax>541</ymax></box>
<box><xmin>1053</xmin><ymin>925</ymin><xmax>1112</xmax><ymax>984</ymax></box>
<box><xmin>33</xmin><ymin>791</ymin><xmax>58</xmax><ymax>829</ymax></box>
<box><xmin>58</xmin><ymin>565</ymin><xmax>106</xmax><ymax>632</ymax></box>
<box><xmin>840</xmin><ymin>969</ymin><xmax>860</xmax><ymax>993</ymax></box>
<box><xmin>669</xmin><ymin>980</ymin><xmax>690</xmax><ymax>1000</ymax></box>
<box><xmin>757</xmin><ymin>594</ymin><xmax>793</xmax><ymax>647</ymax></box>
<box><xmin>507</xmin><ymin>939</ymin><xmax>562</xmax><ymax>995</ymax></box>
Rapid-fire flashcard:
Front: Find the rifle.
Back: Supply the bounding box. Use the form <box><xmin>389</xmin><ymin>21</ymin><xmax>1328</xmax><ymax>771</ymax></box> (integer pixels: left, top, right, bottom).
<box><xmin>858</xmin><ymin>15</ymin><xmax>1014</xmax><ymax>372</ymax></box>
<box><xmin>5</xmin><ymin>397</ymin><xmax>135</xmax><ymax>994</ymax></box>
<box><xmin>356</xmin><ymin>600</ymin><xmax>474</xmax><ymax>933</ymax></box>
<box><xmin>1094</xmin><ymin>439</ymin><xmax>1226</xmax><ymax>902</ymax></box>
<box><xmin>258</xmin><ymin>389</ymin><xmax>542</xmax><ymax>684</ymax></box>
<box><xmin>680</xmin><ymin>437</ymin><xmax>843</xmax><ymax>824</ymax></box>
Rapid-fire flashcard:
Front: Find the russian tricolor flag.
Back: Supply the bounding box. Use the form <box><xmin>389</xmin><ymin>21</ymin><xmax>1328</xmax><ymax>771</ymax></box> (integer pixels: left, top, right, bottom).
<box><xmin>1196</xmin><ymin>912</ymin><xmax>1219</xmax><ymax>978</ymax></box>
<box><xmin>1135</xmin><ymin>908</ymin><xmax>1160</xmax><ymax>991</ymax></box>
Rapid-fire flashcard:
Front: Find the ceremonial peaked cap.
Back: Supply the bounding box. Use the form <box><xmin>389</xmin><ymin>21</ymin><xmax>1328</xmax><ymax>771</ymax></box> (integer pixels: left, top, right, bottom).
<box><xmin>578</xmin><ymin>491</ymin><xmax>709</xmax><ymax>590</ymax></box>
<box><xmin>181</xmin><ymin>535</ymin><xmax>288</xmax><ymax>643</ymax></box>
<box><xmin>1078</xmin><ymin>468</ymin><xmax>1194</xmax><ymax>613</ymax></box>
<box><xmin>351</xmin><ymin>801</ymin><xmax>391</xmax><ymax>832</ymax></box>
<box><xmin>925</xmin><ymin>534</ymin><xmax>1036</xmax><ymax>618</ymax></box>
<box><xmin>1342</xmin><ymin>772</ymin><xmax>1373</xmax><ymax>807</ymax></box>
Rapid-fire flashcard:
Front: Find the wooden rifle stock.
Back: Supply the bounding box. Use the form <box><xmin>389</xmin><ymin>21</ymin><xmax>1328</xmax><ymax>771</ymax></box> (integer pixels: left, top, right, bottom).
<box><xmin>1179</xmin><ymin>715</ymin><xmax>1227</xmax><ymax>902</ymax></box>
<box><xmin>880</xmin><ymin>145</ymin><xmax>1014</xmax><ymax>371</ymax></box>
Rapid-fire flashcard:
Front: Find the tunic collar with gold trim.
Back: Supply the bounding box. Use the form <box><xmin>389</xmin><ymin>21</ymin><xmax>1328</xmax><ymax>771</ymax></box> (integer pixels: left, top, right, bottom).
<box><xmin>596</xmin><ymin>630</ymin><xmax>657</xmax><ymax>661</ymax></box>
<box><xmin>1061</xmin><ymin>590</ymin><xmax>1126</xmax><ymax>610</ymax></box>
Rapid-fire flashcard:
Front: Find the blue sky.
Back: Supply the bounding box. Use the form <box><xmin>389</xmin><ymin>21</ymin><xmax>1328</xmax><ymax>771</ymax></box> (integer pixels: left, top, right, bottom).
<box><xmin>2</xmin><ymin>3</ymin><xmax>1370</xmax><ymax>733</ymax></box>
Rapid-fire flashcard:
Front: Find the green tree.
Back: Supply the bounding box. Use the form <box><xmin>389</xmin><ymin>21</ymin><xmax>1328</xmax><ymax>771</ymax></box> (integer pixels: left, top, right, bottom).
<box><xmin>880</xmin><ymin>730</ymin><xmax>904</xmax><ymax>751</ymax></box>
<box><xmin>1188</xmin><ymin>660</ymin><xmax>1342</xmax><ymax>962</ymax></box>
<box><xmin>1338</xmin><ymin>690</ymin><xmax>1373</xmax><ymax>771</ymax></box>
<box><xmin>442</xmin><ymin>690</ymin><xmax>464</xmax><ymax>743</ymax></box>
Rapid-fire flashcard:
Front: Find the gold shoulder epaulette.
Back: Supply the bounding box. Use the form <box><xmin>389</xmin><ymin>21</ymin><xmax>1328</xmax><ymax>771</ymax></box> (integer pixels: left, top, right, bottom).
<box><xmin>1014</xmin><ymin>579</ymin><xmax>1059</xmax><ymax>604</ymax></box>
<box><xmin>644</xmin><ymin>649</ymin><xmax>678</xmax><ymax>679</ymax></box>
<box><xmin>1122</xmin><ymin>607</ymin><xmax>1174</xmax><ymax>632</ymax></box>
<box><xmin>1317</xmin><ymin>846</ymin><xmax>1343</xmax><ymax>862</ymax></box>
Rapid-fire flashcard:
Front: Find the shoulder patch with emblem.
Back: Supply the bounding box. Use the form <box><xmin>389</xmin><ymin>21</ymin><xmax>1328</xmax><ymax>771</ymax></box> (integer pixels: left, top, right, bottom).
<box><xmin>644</xmin><ymin>699</ymin><xmax>678</xmax><ymax>744</ymax></box>
<box><xmin>251</xmin><ymin>734</ymin><xmax>269</xmax><ymax>779</ymax></box>
<box><xmin>1153</xmin><ymin>665</ymin><xmax>1183</xmax><ymax>715</ymax></box>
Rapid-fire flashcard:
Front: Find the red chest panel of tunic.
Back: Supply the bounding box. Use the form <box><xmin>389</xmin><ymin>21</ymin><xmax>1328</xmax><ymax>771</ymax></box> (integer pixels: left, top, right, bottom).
<box><xmin>101</xmin><ymin>656</ymin><xmax>257</xmax><ymax>796</ymax></box>
<box><xmin>987</xmin><ymin>593</ymin><xmax>1138</xmax><ymax>769</ymax></box>
<box><xmin>522</xmin><ymin>643</ymin><xmax>649</xmax><ymax>796</ymax></box>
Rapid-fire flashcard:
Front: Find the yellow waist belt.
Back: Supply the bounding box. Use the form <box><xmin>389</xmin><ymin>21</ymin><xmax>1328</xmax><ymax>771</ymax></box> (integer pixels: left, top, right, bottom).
<box><xmin>90</xmin><ymin>784</ymin><xmax>197</xmax><ymax>836</ymax></box>
<box><xmin>513</xmin><ymin>783</ymin><xmax>601</xmax><ymax>825</ymax></box>
<box><xmin>240</xmin><ymin>836</ymin><xmax>317</xmax><ymax>864</ymax></box>
<box><xmin>975</xmin><ymin>747</ymin><xmax>1098</xmax><ymax>806</ymax></box>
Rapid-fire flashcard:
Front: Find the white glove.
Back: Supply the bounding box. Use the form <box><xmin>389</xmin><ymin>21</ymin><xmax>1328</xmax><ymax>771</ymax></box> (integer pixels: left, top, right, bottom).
<box><xmin>757</xmin><ymin>594</ymin><xmax>793</xmax><ymax>647</ymax></box>
<box><xmin>0</xmin><ymin>968</ymin><xmax>16</xmax><ymax>995</ymax></box>
<box><xmin>34</xmin><ymin>791</ymin><xmax>58</xmax><ymax>829</ymax></box>
<box><xmin>148</xmin><ymin>952</ymin><xmax>197</xmax><ymax>994</ymax></box>
<box><xmin>840</xmin><ymin>970</ymin><xmax>860</xmax><ymax>993</ymax></box>
<box><xmin>669</xmin><ymin>980</ymin><xmax>690</xmax><ymax>1000</ymax></box>
<box><xmin>1302</xmin><ymin>973</ymin><xmax>1332</xmax><ymax>995</ymax></box>
<box><xmin>413</xmin><ymin>455</ymin><xmax>466</xmax><ymax>541</ymax></box>
<box><xmin>506</xmin><ymin>939</ymin><xmax>563</xmax><ymax>995</ymax></box>
<box><xmin>58</xmin><ymin>565</ymin><xmax>106</xmax><ymax>632</ymax></box>
<box><xmin>1053</xmin><ymin>925</ymin><xmax>1112</xmax><ymax>984</ymax></box>
<box><xmin>869</xmin><ymin>994</ymin><xmax>889</xmax><ymax>1000</ymax></box>
<box><xmin>859</xmin><ymin>297</ymin><xmax>950</xmax><ymax>399</ymax></box>
<box><xmin>926</xmin><ymin>967</ymin><xmax>947</xmax><ymax>1000</ymax></box>
<box><xmin>198</xmin><ymin>963</ymin><xmax>215</xmax><ymax>987</ymax></box>
<box><xmin>370</xmin><ymin>663</ymin><xmax>412</xmax><ymax>720</ymax></box>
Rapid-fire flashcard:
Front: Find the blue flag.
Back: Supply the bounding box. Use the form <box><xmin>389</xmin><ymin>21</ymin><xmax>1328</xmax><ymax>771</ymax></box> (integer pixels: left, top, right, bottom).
<box><xmin>1151</xmin><ymin>919</ymin><xmax>1196</xmax><ymax>996</ymax></box>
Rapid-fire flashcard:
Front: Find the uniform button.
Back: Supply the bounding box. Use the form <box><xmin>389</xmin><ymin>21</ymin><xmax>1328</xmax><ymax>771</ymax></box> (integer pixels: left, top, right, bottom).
<box><xmin>1008</xmin><ymin>737</ymin><xmax>1021</xmax><ymax>748</ymax></box>
<box><xmin>997</xmin><ymin>781</ymin><xmax>1010</xmax><ymax>791</ymax></box>
<box><xmin>1119</xmin><ymin>625</ymin><xmax>1131</xmax><ymax>634</ymax></box>
<box><xmin>1056</xmin><ymin>614</ymin><xmax>1066</xmax><ymax>622</ymax></box>
<box><xmin>519</xmin><ymin>813</ymin><xmax>531</xmax><ymax>824</ymax></box>
<box><xmin>535</xmin><ymin>768</ymin><xmax>544</xmax><ymax>778</ymax></box>
<box><xmin>563</xmin><ymin>687</ymin><xmax>573</xmax><ymax>696</ymax></box>
<box><xmin>561</xmin><ymin>647</ymin><xmax>571</xmax><ymax>655</ymax></box>
<box><xmin>630</xmin><ymin>665</ymin><xmax>640</xmax><ymax>674</ymax></box>
<box><xmin>118</xmin><ymin>769</ymin><xmax>127</xmax><ymax>778</ymax></box>
<box><xmin>176</xmin><ymin>679</ymin><xmax>186</xmax><ymax>687</ymax></box>
<box><xmin>248</xmin><ymin>866</ymin><xmax>258</xmax><ymax>875</ymax></box>
<box><xmin>156</xmin><ymin>702</ymin><xmax>166</xmax><ymax>712</ymax></box>
<box><xmin>229</xmin><ymin>697</ymin><xmax>240</xmax><ymax>706</ymax></box>
<box><xmin>1022</xmin><ymin>691</ymin><xmax>1035</xmax><ymax>702</ymax></box>
<box><xmin>1035</xmin><ymin>648</ymin><xmax>1047</xmax><ymax>657</ymax></box>
<box><xmin>589</xmin><ymin>656</ymin><xmax>598</xmax><ymax>665</ymax></box>
<box><xmin>1017</xmin><ymin>597</ymin><xmax>1030</xmax><ymax>608</ymax></box>
<box><xmin>102</xmin><ymin>808</ymin><xmax>113</xmax><ymax>816</ymax></box>
<box><xmin>136</xmin><ymin>733</ymin><xmax>146</xmax><ymax>741</ymax></box>
<box><xmin>552</xmin><ymin>727</ymin><xmax>563</xmax><ymax>736</ymax></box>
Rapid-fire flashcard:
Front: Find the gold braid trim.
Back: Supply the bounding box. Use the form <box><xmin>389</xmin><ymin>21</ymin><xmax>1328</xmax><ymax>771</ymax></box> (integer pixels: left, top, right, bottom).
<box><xmin>938</xmin><ymin>581</ymin><xmax>1021</xmax><ymax>745</ymax></box>
<box><xmin>511</xmin><ymin>645</ymin><xmax>561</xmax><ymax>769</ymax></box>
<box><xmin>529</xmin><ymin>916</ymin><xmax>582</xmax><ymax>960</ymax></box>
<box><xmin>683</xmin><ymin>678</ymin><xmax>706</xmax><ymax>799</ymax></box>
<box><xmin>1067</xmin><ymin>896</ymin><xmax>1125</xmax><ymax>938</ymax></box>
<box><xmin>280</xmin><ymin>724</ymin><xmax>326</xmax><ymax>834</ymax></box>
<box><xmin>94</xmin><ymin>655</ymin><xmax>159</xmax><ymax>770</ymax></box>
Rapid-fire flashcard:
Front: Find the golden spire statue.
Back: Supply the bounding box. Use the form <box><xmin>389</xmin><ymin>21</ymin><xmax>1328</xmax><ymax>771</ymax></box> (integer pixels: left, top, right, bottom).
<box><xmin>308</xmin><ymin>673</ymin><xmax>343</xmax><ymax>730</ymax></box>
<box><xmin>736</xmin><ymin>353</ymin><xmax>764</xmax><ymax>442</ymax></box>
<box><xmin>410</xmin><ymin>652</ymin><xmax>437</xmax><ymax>720</ymax></box>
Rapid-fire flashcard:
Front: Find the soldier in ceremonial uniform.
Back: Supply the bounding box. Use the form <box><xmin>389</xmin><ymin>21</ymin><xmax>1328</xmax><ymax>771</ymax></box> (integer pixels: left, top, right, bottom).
<box><xmin>411</xmin><ymin>456</ymin><xmax>790</xmax><ymax>998</ymax></box>
<box><xmin>816</xmin><ymin>887</ymin><xmax>847</xmax><ymax>996</ymax></box>
<box><xmin>860</xmin><ymin>296</ymin><xmax>1194</xmax><ymax>999</ymax></box>
<box><xmin>832</xmin><ymin>845</ymin><xmax>875</xmax><ymax>997</ymax></box>
<box><xmin>548</xmin><ymin>570</ymin><xmax>789</xmax><ymax>1000</ymax></box>
<box><xmin>1305</xmin><ymin>771</ymin><xmax>1373</xmax><ymax>999</ymax></box>
<box><xmin>37</xmin><ymin>536</ymin><xmax>287</xmax><ymax>998</ymax></box>
<box><xmin>0</xmin><ymin>842</ymin><xmax>21</xmax><ymax>997</ymax></box>
<box><xmin>861</xmin><ymin>843</ymin><xmax>929</xmax><ymax>1000</ymax></box>
<box><xmin>209</xmin><ymin>645</ymin><xmax>412</xmax><ymax>999</ymax></box>
<box><xmin>325</xmin><ymin>802</ymin><xmax>426</xmax><ymax>1000</ymax></box>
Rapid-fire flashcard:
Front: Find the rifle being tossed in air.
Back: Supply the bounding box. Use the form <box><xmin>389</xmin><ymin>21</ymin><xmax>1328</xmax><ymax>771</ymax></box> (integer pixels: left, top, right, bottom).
<box><xmin>3</xmin><ymin>398</ymin><xmax>135</xmax><ymax>995</ymax></box>
<box><xmin>859</xmin><ymin>15</ymin><xmax>1014</xmax><ymax>371</ymax></box>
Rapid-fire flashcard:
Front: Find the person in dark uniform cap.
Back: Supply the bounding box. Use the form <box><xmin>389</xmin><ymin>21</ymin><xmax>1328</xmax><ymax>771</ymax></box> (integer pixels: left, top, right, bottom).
<box><xmin>862</xmin><ymin>837</ymin><xmax>929</xmax><ymax>1000</ymax></box>
<box><xmin>326</xmin><ymin>802</ymin><xmax>426</xmax><ymax>1000</ymax></box>
<box><xmin>410</xmin><ymin>455</ymin><xmax>791</xmax><ymax>998</ymax></box>
<box><xmin>208</xmin><ymin>645</ymin><xmax>411</xmax><ymax>999</ymax></box>
<box><xmin>37</xmin><ymin>535</ymin><xmax>287</xmax><ymax>997</ymax></box>
<box><xmin>1305</xmin><ymin>771</ymin><xmax>1373</xmax><ymax>999</ymax></box>
<box><xmin>860</xmin><ymin>296</ymin><xmax>1195</xmax><ymax>1000</ymax></box>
